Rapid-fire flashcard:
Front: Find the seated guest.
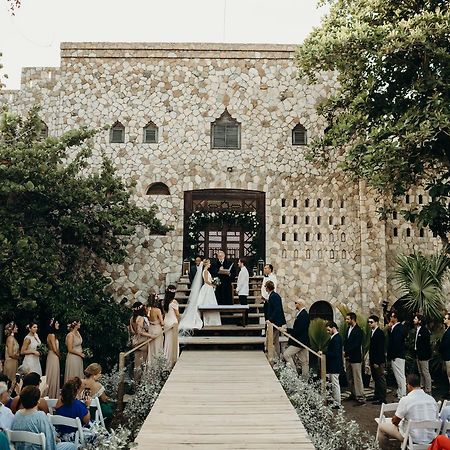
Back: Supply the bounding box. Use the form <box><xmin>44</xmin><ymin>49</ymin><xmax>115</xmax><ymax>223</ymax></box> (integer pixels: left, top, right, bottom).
<box><xmin>0</xmin><ymin>374</ymin><xmax>13</xmax><ymax>409</ymax></box>
<box><xmin>378</xmin><ymin>373</ymin><xmax>439</xmax><ymax>449</ymax></box>
<box><xmin>10</xmin><ymin>372</ymin><xmax>49</xmax><ymax>414</ymax></box>
<box><xmin>429</xmin><ymin>435</ymin><xmax>450</xmax><ymax>450</ymax></box>
<box><xmin>11</xmin><ymin>385</ymin><xmax>75</xmax><ymax>450</ymax></box>
<box><xmin>55</xmin><ymin>378</ymin><xmax>91</xmax><ymax>441</ymax></box>
<box><xmin>0</xmin><ymin>382</ymin><xmax>14</xmax><ymax>430</ymax></box>
<box><xmin>82</xmin><ymin>363</ymin><xmax>113</xmax><ymax>423</ymax></box>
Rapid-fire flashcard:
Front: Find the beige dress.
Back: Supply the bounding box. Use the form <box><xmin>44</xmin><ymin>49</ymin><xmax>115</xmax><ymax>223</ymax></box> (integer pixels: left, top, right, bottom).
<box><xmin>45</xmin><ymin>335</ymin><xmax>60</xmax><ymax>398</ymax></box>
<box><xmin>131</xmin><ymin>316</ymin><xmax>150</xmax><ymax>381</ymax></box>
<box><xmin>164</xmin><ymin>301</ymin><xmax>179</xmax><ymax>367</ymax></box>
<box><xmin>147</xmin><ymin>309</ymin><xmax>164</xmax><ymax>367</ymax></box>
<box><xmin>64</xmin><ymin>332</ymin><xmax>84</xmax><ymax>382</ymax></box>
<box><xmin>4</xmin><ymin>336</ymin><xmax>19</xmax><ymax>382</ymax></box>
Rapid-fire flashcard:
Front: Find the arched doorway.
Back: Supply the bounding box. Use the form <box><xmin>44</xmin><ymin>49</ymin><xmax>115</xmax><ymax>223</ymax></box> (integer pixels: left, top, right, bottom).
<box><xmin>309</xmin><ymin>300</ymin><xmax>334</xmax><ymax>321</ymax></box>
<box><xmin>183</xmin><ymin>189</ymin><xmax>265</xmax><ymax>268</ymax></box>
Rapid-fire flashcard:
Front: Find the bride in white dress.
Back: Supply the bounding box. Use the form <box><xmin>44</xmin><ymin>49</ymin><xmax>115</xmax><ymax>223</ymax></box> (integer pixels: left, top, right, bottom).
<box><xmin>179</xmin><ymin>259</ymin><xmax>221</xmax><ymax>333</ymax></box>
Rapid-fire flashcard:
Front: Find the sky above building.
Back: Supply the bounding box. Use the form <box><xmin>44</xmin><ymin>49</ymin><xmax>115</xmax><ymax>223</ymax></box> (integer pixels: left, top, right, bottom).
<box><xmin>0</xmin><ymin>0</ymin><xmax>328</xmax><ymax>89</ymax></box>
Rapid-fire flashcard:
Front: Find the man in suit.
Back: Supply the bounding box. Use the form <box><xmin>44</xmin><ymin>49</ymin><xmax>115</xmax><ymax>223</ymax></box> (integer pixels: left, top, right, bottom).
<box><xmin>188</xmin><ymin>256</ymin><xmax>203</xmax><ymax>284</ymax></box>
<box><xmin>265</xmin><ymin>280</ymin><xmax>286</xmax><ymax>356</ymax></box>
<box><xmin>368</xmin><ymin>315</ymin><xmax>386</xmax><ymax>404</ymax></box>
<box><xmin>210</xmin><ymin>250</ymin><xmax>235</xmax><ymax>305</ymax></box>
<box><xmin>414</xmin><ymin>314</ymin><xmax>432</xmax><ymax>394</ymax></box>
<box><xmin>387</xmin><ymin>311</ymin><xmax>406</xmax><ymax>399</ymax></box>
<box><xmin>322</xmin><ymin>321</ymin><xmax>343</xmax><ymax>409</ymax></box>
<box><xmin>343</xmin><ymin>312</ymin><xmax>365</xmax><ymax>404</ymax></box>
<box><xmin>283</xmin><ymin>300</ymin><xmax>310</xmax><ymax>378</ymax></box>
<box><xmin>439</xmin><ymin>312</ymin><xmax>450</xmax><ymax>398</ymax></box>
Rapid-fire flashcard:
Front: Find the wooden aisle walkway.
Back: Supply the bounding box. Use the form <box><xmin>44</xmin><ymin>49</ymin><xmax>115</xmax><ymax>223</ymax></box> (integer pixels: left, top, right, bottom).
<box><xmin>135</xmin><ymin>350</ymin><xmax>315</xmax><ymax>449</ymax></box>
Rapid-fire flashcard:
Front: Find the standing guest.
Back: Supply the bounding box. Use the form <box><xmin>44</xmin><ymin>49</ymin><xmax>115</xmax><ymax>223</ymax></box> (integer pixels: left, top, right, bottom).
<box><xmin>54</xmin><ymin>378</ymin><xmax>91</xmax><ymax>441</ymax></box>
<box><xmin>414</xmin><ymin>314</ymin><xmax>432</xmax><ymax>394</ymax></box>
<box><xmin>163</xmin><ymin>285</ymin><xmax>180</xmax><ymax>367</ymax></box>
<box><xmin>64</xmin><ymin>320</ymin><xmax>84</xmax><ymax>382</ymax></box>
<box><xmin>236</xmin><ymin>258</ymin><xmax>250</xmax><ymax>326</ymax></box>
<box><xmin>377</xmin><ymin>373</ymin><xmax>438</xmax><ymax>449</ymax></box>
<box><xmin>323</xmin><ymin>321</ymin><xmax>343</xmax><ymax>409</ymax></box>
<box><xmin>0</xmin><ymin>382</ymin><xmax>14</xmax><ymax>430</ymax></box>
<box><xmin>387</xmin><ymin>311</ymin><xmax>407</xmax><ymax>399</ymax></box>
<box><xmin>265</xmin><ymin>280</ymin><xmax>286</xmax><ymax>356</ymax></box>
<box><xmin>439</xmin><ymin>312</ymin><xmax>450</xmax><ymax>398</ymax></box>
<box><xmin>189</xmin><ymin>256</ymin><xmax>203</xmax><ymax>284</ymax></box>
<box><xmin>21</xmin><ymin>322</ymin><xmax>42</xmax><ymax>376</ymax></box>
<box><xmin>130</xmin><ymin>301</ymin><xmax>153</xmax><ymax>381</ymax></box>
<box><xmin>147</xmin><ymin>293</ymin><xmax>164</xmax><ymax>367</ymax></box>
<box><xmin>10</xmin><ymin>372</ymin><xmax>49</xmax><ymax>414</ymax></box>
<box><xmin>210</xmin><ymin>249</ymin><xmax>235</xmax><ymax>305</ymax></box>
<box><xmin>46</xmin><ymin>318</ymin><xmax>61</xmax><ymax>399</ymax></box>
<box><xmin>367</xmin><ymin>315</ymin><xmax>387</xmax><ymax>404</ymax></box>
<box><xmin>3</xmin><ymin>322</ymin><xmax>20</xmax><ymax>383</ymax></box>
<box><xmin>283</xmin><ymin>300</ymin><xmax>310</xmax><ymax>378</ymax></box>
<box><xmin>343</xmin><ymin>312</ymin><xmax>365</xmax><ymax>405</ymax></box>
<box><xmin>260</xmin><ymin>264</ymin><xmax>277</xmax><ymax>303</ymax></box>
<box><xmin>82</xmin><ymin>363</ymin><xmax>113</xmax><ymax>423</ymax></box>
<box><xmin>11</xmin><ymin>385</ymin><xmax>76</xmax><ymax>450</ymax></box>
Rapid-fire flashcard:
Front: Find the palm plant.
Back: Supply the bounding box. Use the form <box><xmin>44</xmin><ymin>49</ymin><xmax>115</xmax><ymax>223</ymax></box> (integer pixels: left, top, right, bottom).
<box><xmin>308</xmin><ymin>318</ymin><xmax>330</xmax><ymax>352</ymax></box>
<box><xmin>392</xmin><ymin>249</ymin><xmax>449</xmax><ymax>321</ymax></box>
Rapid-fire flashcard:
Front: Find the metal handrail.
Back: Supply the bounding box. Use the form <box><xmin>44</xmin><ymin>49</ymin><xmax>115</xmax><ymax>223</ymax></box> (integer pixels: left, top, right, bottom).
<box><xmin>117</xmin><ymin>322</ymin><xmax>178</xmax><ymax>413</ymax></box>
<box><xmin>265</xmin><ymin>321</ymin><xmax>327</xmax><ymax>396</ymax></box>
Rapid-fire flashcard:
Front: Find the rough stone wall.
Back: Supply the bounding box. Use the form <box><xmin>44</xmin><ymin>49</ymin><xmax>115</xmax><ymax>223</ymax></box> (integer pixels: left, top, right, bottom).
<box><xmin>0</xmin><ymin>43</ymin><xmax>443</xmax><ymax>322</ymax></box>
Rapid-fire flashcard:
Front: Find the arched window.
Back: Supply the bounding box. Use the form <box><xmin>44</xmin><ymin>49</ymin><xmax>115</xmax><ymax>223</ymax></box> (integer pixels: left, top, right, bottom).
<box><xmin>317</xmin><ymin>198</ymin><xmax>322</xmax><ymax>208</ymax></box>
<box><xmin>329</xmin><ymin>216</ymin><xmax>333</xmax><ymax>225</ymax></box>
<box><xmin>293</xmin><ymin>199</ymin><xmax>298</xmax><ymax>208</ymax></box>
<box><xmin>341</xmin><ymin>216</ymin><xmax>345</xmax><ymax>226</ymax></box>
<box><xmin>143</xmin><ymin>121</ymin><xmax>158</xmax><ymax>143</ymax></box>
<box><xmin>305</xmin><ymin>232</ymin><xmax>310</xmax><ymax>242</ymax></box>
<box><xmin>310</xmin><ymin>300</ymin><xmax>333</xmax><ymax>321</ymax></box>
<box><xmin>328</xmin><ymin>199</ymin><xmax>333</xmax><ymax>208</ymax></box>
<box><xmin>282</xmin><ymin>198</ymin><xmax>286</xmax><ymax>207</ymax></box>
<box><xmin>393</xmin><ymin>227</ymin><xmax>398</xmax><ymax>237</ymax></box>
<box><xmin>341</xmin><ymin>232</ymin><xmax>346</xmax><ymax>242</ymax></box>
<box><xmin>419</xmin><ymin>228</ymin><xmax>425</xmax><ymax>237</ymax></box>
<box><xmin>293</xmin><ymin>215</ymin><xmax>298</xmax><ymax>225</ymax></box>
<box><xmin>305</xmin><ymin>215</ymin><xmax>310</xmax><ymax>225</ymax></box>
<box><xmin>211</xmin><ymin>109</ymin><xmax>240</xmax><ymax>149</ymax></box>
<box><xmin>406</xmin><ymin>228</ymin><xmax>411</xmax><ymax>237</ymax></box>
<box><xmin>292</xmin><ymin>123</ymin><xmax>307</xmax><ymax>146</ymax></box>
<box><xmin>342</xmin><ymin>250</ymin><xmax>347</xmax><ymax>259</ymax></box>
<box><xmin>305</xmin><ymin>198</ymin><xmax>310</xmax><ymax>207</ymax></box>
<box><xmin>293</xmin><ymin>232</ymin><xmax>298</xmax><ymax>241</ymax></box>
<box><xmin>281</xmin><ymin>215</ymin><xmax>286</xmax><ymax>225</ymax></box>
<box><xmin>282</xmin><ymin>232</ymin><xmax>286</xmax><ymax>241</ymax></box>
<box><xmin>418</xmin><ymin>195</ymin><xmax>423</xmax><ymax>204</ymax></box>
<box><xmin>146</xmin><ymin>182</ymin><xmax>170</xmax><ymax>195</ymax></box>
<box><xmin>393</xmin><ymin>211</ymin><xmax>398</xmax><ymax>220</ymax></box>
<box><xmin>330</xmin><ymin>249</ymin><xmax>335</xmax><ymax>259</ymax></box>
<box><xmin>317</xmin><ymin>232</ymin><xmax>322</xmax><ymax>241</ymax></box>
<box><xmin>317</xmin><ymin>216</ymin><xmax>321</xmax><ymax>225</ymax></box>
<box><xmin>340</xmin><ymin>198</ymin><xmax>345</xmax><ymax>208</ymax></box>
<box><xmin>306</xmin><ymin>249</ymin><xmax>311</xmax><ymax>259</ymax></box>
<box><xmin>110</xmin><ymin>121</ymin><xmax>125</xmax><ymax>143</ymax></box>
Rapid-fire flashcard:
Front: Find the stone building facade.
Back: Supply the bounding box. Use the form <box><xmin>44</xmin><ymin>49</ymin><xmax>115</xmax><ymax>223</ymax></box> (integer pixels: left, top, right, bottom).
<box><xmin>1</xmin><ymin>43</ymin><xmax>442</xmax><ymax>322</ymax></box>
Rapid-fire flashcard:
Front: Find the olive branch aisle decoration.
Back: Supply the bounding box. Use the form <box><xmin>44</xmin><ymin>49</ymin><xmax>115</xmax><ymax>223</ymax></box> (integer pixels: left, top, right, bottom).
<box><xmin>186</xmin><ymin>210</ymin><xmax>262</xmax><ymax>258</ymax></box>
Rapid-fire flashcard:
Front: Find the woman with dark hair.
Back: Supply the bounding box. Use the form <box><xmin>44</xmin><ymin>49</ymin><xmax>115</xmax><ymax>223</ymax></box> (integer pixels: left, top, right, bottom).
<box><xmin>163</xmin><ymin>285</ymin><xmax>180</xmax><ymax>367</ymax></box>
<box><xmin>4</xmin><ymin>322</ymin><xmax>20</xmax><ymax>383</ymax></box>
<box><xmin>11</xmin><ymin>385</ymin><xmax>75</xmax><ymax>450</ymax></box>
<box><xmin>10</xmin><ymin>372</ymin><xmax>49</xmax><ymax>414</ymax></box>
<box><xmin>46</xmin><ymin>318</ymin><xmax>61</xmax><ymax>398</ymax></box>
<box><xmin>147</xmin><ymin>293</ymin><xmax>164</xmax><ymax>367</ymax></box>
<box><xmin>21</xmin><ymin>321</ymin><xmax>42</xmax><ymax>376</ymax></box>
<box><xmin>64</xmin><ymin>319</ymin><xmax>84</xmax><ymax>382</ymax></box>
<box><xmin>54</xmin><ymin>378</ymin><xmax>90</xmax><ymax>441</ymax></box>
<box><xmin>130</xmin><ymin>301</ymin><xmax>153</xmax><ymax>381</ymax></box>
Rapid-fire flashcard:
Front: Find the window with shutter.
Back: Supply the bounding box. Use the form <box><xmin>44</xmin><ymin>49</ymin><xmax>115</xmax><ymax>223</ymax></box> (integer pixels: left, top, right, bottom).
<box><xmin>292</xmin><ymin>123</ymin><xmax>307</xmax><ymax>146</ymax></box>
<box><xmin>110</xmin><ymin>121</ymin><xmax>125</xmax><ymax>143</ymax></box>
<box><xmin>211</xmin><ymin>109</ymin><xmax>240</xmax><ymax>149</ymax></box>
<box><xmin>143</xmin><ymin>122</ymin><xmax>158</xmax><ymax>143</ymax></box>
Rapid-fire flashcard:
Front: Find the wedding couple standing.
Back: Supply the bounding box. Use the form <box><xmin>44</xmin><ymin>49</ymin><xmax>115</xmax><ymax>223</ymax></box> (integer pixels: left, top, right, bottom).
<box><xmin>179</xmin><ymin>250</ymin><xmax>234</xmax><ymax>332</ymax></box>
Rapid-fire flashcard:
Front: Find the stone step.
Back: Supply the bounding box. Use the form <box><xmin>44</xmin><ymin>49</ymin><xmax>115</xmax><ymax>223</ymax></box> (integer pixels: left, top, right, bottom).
<box><xmin>177</xmin><ymin>298</ymin><xmax>262</xmax><ymax>307</ymax></box>
<box><xmin>201</xmin><ymin>324</ymin><xmax>264</xmax><ymax>331</ymax></box>
<box><xmin>179</xmin><ymin>335</ymin><xmax>287</xmax><ymax>345</ymax></box>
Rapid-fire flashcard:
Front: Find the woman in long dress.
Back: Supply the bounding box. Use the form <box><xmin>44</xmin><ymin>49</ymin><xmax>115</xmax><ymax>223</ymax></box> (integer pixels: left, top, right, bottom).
<box><xmin>147</xmin><ymin>293</ymin><xmax>164</xmax><ymax>367</ymax></box>
<box><xmin>163</xmin><ymin>285</ymin><xmax>180</xmax><ymax>367</ymax></box>
<box><xmin>46</xmin><ymin>318</ymin><xmax>61</xmax><ymax>398</ymax></box>
<box><xmin>4</xmin><ymin>322</ymin><xmax>20</xmax><ymax>383</ymax></box>
<box><xmin>179</xmin><ymin>261</ymin><xmax>204</xmax><ymax>332</ymax></box>
<box><xmin>21</xmin><ymin>322</ymin><xmax>42</xmax><ymax>376</ymax></box>
<box><xmin>64</xmin><ymin>320</ymin><xmax>84</xmax><ymax>382</ymax></box>
<box><xmin>197</xmin><ymin>259</ymin><xmax>221</xmax><ymax>326</ymax></box>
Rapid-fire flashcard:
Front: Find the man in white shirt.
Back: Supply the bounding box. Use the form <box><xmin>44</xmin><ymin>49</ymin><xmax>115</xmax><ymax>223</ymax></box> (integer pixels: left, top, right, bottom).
<box><xmin>0</xmin><ymin>382</ymin><xmax>14</xmax><ymax>430</ymax></box>
<box><xmin>236</xmin><ymin>258</ymin><xmax>250</xmax><ymax>326</ymax></box>
<box><xmin>378</xmin><ymin>373</ymin><xmax>439</xmax><ymax>449</ymax></box>
<box><xmin>261</xmin><ymin>264</ymin><xmax>277</xmax><ymax>301</ymax></box>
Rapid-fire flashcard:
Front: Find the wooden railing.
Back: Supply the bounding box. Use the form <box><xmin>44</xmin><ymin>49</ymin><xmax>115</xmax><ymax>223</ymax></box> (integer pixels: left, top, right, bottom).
<box><xmin>116</xmin><ymin>323</ymin><xmax>178</xmax><ymax>413</ymax></box>
<box><xmin>266</xmin><ymin>321</ymin><xmax>327</xmax><ymax>396</ymax></box>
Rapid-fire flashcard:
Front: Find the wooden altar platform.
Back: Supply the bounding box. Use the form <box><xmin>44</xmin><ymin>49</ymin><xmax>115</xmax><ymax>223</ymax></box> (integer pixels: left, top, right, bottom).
<box><xmin>135</xmin><ymin>350</ymin><xmax>315</xmax><ymax>449</ymax></box>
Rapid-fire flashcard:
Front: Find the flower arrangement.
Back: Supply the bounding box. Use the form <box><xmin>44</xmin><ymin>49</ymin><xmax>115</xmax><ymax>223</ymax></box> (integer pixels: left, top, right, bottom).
<box><xmin>36</xmin><ymin>343</ymin><xmax>48</xmax><ymax>356</ymax></box>
<box><xmin>83</xmin><ymin>348</ymin><xmax>93</xmax><ymax>359</ymax></box>
<box><xmin>186</xmin><ymin>209</ymin><xmax>262</xmax><ymax>258</ymax></box>
<box><xmin>212</xmin><ymin>277</ymin><xmax>221</xmax><ymax>288</ymax></box>
<box><xmin>81</xmin><ymin>424</ymin><xmax>136</xmax><ymax>450</ymax></box>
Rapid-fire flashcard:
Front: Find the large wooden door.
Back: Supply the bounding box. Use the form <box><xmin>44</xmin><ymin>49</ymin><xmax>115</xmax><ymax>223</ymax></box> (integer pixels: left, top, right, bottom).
<box><xmin>184</xmin><ymin>189</ymin><xmax>265</xmax><ymax>267</ymax></box>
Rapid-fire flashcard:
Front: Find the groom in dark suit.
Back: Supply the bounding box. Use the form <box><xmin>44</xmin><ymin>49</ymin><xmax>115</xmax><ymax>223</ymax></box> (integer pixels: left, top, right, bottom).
<box><xmin>210</xmin><ymin>250</ymin><xmax>235</xmax><ymax>305</ymax></box>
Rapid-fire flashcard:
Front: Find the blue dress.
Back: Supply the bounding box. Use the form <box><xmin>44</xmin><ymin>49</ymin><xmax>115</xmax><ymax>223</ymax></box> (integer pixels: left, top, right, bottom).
<box><xmin>11</xmin><ymin>410</ymin><xmax>75</xmax><ymax>450</ymax></box>
<box><xmin>55</xmin><ymin>400</ymin><xmax>88</xmax><ymax>434</ymax></box>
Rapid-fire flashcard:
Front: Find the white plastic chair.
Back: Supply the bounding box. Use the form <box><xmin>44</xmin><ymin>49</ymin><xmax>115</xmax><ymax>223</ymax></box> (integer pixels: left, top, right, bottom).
<box><xmin>440</xmin><ymin>399</ymin><xmax>450</xmax><ymax>415</ymax></box>
<box><xmin>375</xmin><ymin>402</ymin><xmax>399</xmax><ymax>442</ymax></box>
<box><xmin>90</xmin><ymin>397</ymin><xmax>105</xmax><ymax>428</ymax></box>
<box><xmin>47</xmin><ymin>413</ymin><xmax>85</xmax><ymax>448</ymax></box>
<box><xmin>6</xmin><ymin>430</ymin><xmax>46</xmax><ymax>450</ymax></box>
<box><xmin>441</xmin><ymin>419</ymin><xmax>450</xmax><ymax>437</ymax></box>
<box><xmin>400</xmin><ymin>419</ymin><xmax>442</xmax><ymax>450</ymax></box>
<box><xmin>44</xmin><ymin>397</ymin><xmax>58</xmax><ymax>415</ymax></box>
